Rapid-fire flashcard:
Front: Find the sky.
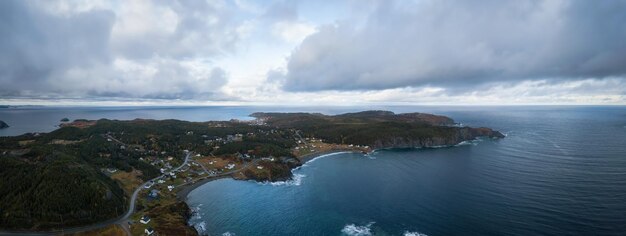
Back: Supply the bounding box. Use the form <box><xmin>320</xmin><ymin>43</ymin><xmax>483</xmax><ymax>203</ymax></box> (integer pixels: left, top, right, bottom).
<box><xmin>1</xmin><ymin>0</ymin><xmax>626</xmax><ymax>106</ymax></box>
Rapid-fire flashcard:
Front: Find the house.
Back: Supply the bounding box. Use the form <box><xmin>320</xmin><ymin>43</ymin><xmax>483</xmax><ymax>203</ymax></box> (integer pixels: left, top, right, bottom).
<box><xmin>256</xmin><ymin>165</ymin><xmax>264</xmax><ymax>170</ymax></box>
<box><xmin>157</xmin><ymin>179</ymin><xmax>165</xmax><ymax>184</ymax></box>
<box><xmin>225</xmin><ymin>163</ymin><xmax>235</xmax><ymax>170</ymax></box>
<box><xmin>148</xmin><ymin>189</ymin><xmax>159</xmax><ymax>198</ymax></box>
<box><xmin>144</xmin><ymin>181</ymin><xmax>154</xmax><ymax>189</ymax></box>
<box><xmin>167</xmin><ymin>185</ymin><xmax>174</xmax><ymax>191</ymax></box>
<box><xmin>140</xmin><ymin>216</ymin><xmax>151</xmax><ymax>224</ymax></box>
<box><xmin>145</xmin><ymin>227</ymin><xmax>154</xmax><ymax>235</ymax></box>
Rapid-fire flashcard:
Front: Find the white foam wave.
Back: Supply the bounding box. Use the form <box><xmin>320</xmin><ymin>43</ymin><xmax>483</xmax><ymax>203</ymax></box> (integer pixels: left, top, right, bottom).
<box><xmin>341</xmin><ymin>222</ymin><xmax>375</xmax><ymax>236</ymax></box>
<box><xmin>222</xmin><ymin>232</ymin><xmax>235</xmax><ymax>236</ymax></box>
<box><xmin>302</xmin><ymin>151</ymin><xmax>352</xmax><ymax>167</ymax></box>
<box><xmin>258</xmin><ymin>151</ymin><xmax>353</xmax><ymax>187</ymax></box>
<box><xmin>404</xmin><ymin>231</ymin><xmax>428</xmax><ymax>236</ymax></box>
<box><xmin>193</xmin><ymin>221</ymin><xmax>206</xmax><ymax>235</ymax></box>
<box><xmin>257</xmin><ymin>173</ymin><xmax>306</xmax><ymax>186</ymax></box>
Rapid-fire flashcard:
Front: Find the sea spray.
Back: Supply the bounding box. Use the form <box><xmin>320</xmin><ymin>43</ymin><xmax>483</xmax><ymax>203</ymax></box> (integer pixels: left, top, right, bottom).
<box><xmin>341</xmin><ymin>222</ymin><xmax>375</xmax><ymax>236</ymax></box>
<box><xmin>256</xmin><ymin>151</ymin><xmax>353</xmax><ymax>186</ymax></box>
<box><xmin>404</xmin><ymin>231</ymin><xmax>428</xmax><ymax>236</ymax></box>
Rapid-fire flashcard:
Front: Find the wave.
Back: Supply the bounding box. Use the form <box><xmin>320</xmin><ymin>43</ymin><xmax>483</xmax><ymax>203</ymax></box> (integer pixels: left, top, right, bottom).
<box><xmin>193</xmin><ymin>221</ymin><xmax>206</xmax><ymax>235</ymax></box>
<box><xmin>302</xmin><ymin>151</ymin><xmax>352</xmax><ymax>167</ymax></box>
<box><xmin>404</xmin><ymin>231</ymin><xmax>428</xmax><ymax>236</ymax></box>
<box><xmin>341</xmin><ymin>222</ymin><xmax>375</xmax><ymax>236</ymax></box>
<box><xmin>258</xmin><ymin>151</ymin><xmax>353</xmax><ymax>187</ymax></box>
<box><xmin>257</xmin><ymin>173</ymin><xmax>306</xmax><ymax>186</ymax></box>
<box><xmin>455</xmin><ymin>138</ymin><xmax>483</xmax><ymax>147</ymax></box>
<box><xmin>222</xmin><ymin>232</ymin><xmax>235</xmax><ymax>236</ymax></box>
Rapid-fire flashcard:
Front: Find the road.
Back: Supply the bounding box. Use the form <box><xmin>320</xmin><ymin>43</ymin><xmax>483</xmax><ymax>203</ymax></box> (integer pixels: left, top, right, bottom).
<box><xmin>116</xmin><ymin>151</ymin><xmax>192</xmax><ymax>235</ymax></box>
<box><xmin>0</xmin><ymin>152</ymin><xmax>192</xmax><ymax>236</ymax></box>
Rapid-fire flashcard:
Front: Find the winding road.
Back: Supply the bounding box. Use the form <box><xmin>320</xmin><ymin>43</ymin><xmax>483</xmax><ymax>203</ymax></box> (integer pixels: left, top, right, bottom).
<box><xmin>0</xmin><ymin>152</ymin><xmax>192</xmax><ymax>236</ymax></box>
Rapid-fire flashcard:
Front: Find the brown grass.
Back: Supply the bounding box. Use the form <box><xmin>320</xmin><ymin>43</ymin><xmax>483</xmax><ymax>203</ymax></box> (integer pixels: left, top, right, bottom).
<box><xmin>67</xmin><ymin>224</ymin><xmax>125</xmax><ymax>236</ymax></box>
<box><xmin>110</xmin><ymin>169</ymin><xmax>144</xmax><ymax>195</ymax></box>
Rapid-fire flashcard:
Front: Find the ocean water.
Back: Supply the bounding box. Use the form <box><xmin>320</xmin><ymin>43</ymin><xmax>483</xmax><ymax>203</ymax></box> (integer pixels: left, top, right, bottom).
<box><xmin>185</xmin><ymin>106</ymin><xmax>626</xmax><ymax>236</ymax></box>
<box><xmin>2</xmin><ymin>106</ymin><xmax>626</xmax><ymax>235</ymax></box>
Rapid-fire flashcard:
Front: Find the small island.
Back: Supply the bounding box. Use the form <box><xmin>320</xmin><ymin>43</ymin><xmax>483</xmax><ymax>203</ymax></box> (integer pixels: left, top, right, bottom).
<box><xmin>60</xmin><ymin>118</ymin><xmax>70</xmax><ymax>122</ymax></box>
<box><xmin>0</xmin><ymin>120</ymin><xmax>8</xmax><ymax>129</ymax></box>
<box><xmin>0</xmin><ymin>111</ymin><xmax>503</xmax><ymax>234</ymax></box>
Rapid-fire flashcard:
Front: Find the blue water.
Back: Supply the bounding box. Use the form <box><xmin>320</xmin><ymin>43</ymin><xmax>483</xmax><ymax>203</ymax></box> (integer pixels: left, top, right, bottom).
<box><xmin>185</xmin><ymin>106</ymin><xmax>626</xmax><ymax>236</ymax></box>
<box><xmin>2</xmin><ymin>106</ymin><xmax>626</xmax><ymax>235</ymax></box>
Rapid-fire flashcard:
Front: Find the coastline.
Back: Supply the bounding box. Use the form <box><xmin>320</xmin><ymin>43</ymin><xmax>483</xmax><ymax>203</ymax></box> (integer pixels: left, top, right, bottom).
<box><xmin>176</xmin><ymin>149</ymin><xmax>361</xmax><ymax>202</ymax></box>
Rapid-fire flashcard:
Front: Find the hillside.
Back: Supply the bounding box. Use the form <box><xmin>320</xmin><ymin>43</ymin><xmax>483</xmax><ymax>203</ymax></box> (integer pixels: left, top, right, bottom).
<box><xmin>0</xmin><ymin>111</ymin><xmax>504</xmax><ymax>232</ymax></box>
<box><xmin>252</xmin><ymin>110</ymin><xmax>504</xmax><ymax>149</ymax></box>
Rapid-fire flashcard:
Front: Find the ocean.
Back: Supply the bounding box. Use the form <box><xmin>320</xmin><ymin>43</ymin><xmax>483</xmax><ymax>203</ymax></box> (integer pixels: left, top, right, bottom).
<box><xmin>184</xmin><ymin>106</ymin><xmax>626</xmax><ymax>236</ymax></box>
<box><xmin>2</xmin><ymin>106</ymin><xmax>626</xmax><ymax>235</ymax></box>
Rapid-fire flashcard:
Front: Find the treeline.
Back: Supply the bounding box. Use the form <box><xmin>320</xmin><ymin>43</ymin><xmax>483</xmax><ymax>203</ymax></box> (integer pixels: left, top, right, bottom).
<box><xmin>0</xmin><ymin>155</ymin><xmax>126</xmax><ymax>229</ymax></box>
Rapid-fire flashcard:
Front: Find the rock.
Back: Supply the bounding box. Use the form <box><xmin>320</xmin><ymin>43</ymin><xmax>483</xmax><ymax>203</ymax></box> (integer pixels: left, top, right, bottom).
<box><xmin>60</xmin><ymin>118</ymin><xmax>70</xmax><ymax>122</ymax></box>
<box><xmin>0</xmin><ymin>120</ymin><xmax>8</xmax><ymax>129</ymax></box>
<box><xmin>369</xmin><ymin>127</ymin><xmax>504</xmax><ymax>149</ymax></box>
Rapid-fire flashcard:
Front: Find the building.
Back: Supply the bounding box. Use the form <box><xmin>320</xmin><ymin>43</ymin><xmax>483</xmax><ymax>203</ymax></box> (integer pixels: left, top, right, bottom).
<box><xmin>140</xmin><ymin>216</ymin><xmax>151</xmax><ymax>224</ymax></box>
<box><xmin>145</xmin><ymin>227</ymin><xmax>154</xmax><ymax>235</ymax></box>
<box><xmin>148</xmin><ymin>189</ymin><xmax>159</xmax><ymax>198</ymax></box>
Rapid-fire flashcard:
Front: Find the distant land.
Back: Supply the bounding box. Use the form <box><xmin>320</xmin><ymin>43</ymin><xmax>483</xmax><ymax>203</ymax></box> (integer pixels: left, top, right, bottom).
<box><xmin>0</xmin><ymin>110</ymin><xmax>503</xmax><ymax>234</ymax></box>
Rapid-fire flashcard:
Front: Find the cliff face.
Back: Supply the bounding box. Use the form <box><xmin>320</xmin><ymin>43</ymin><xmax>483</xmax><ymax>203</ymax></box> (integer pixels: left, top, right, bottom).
<box><xmin>0</xmin><ymin>120</ymin><xmax>8</xmax><ymax>129</ymax></box>
<box><xmin>370</xmin><ymin>127</ymin><xmax>504</xmax><ymax>149</ymax></box>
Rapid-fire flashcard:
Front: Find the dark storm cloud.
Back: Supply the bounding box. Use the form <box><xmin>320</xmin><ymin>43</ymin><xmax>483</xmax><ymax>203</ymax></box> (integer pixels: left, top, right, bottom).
<box><xmin>0</xmin><ymin>0</ymin><xmax>235</xmax><ymax>101</ymax></box>
<box><xmin>281</xmin><ymin>0</ymin><xmax>626</xmax><ymax>92</ymax></box>
<box><xmin>0</xmin><ymin>1</ymin><xmax>114</xmax><ymax>96</ymax></box>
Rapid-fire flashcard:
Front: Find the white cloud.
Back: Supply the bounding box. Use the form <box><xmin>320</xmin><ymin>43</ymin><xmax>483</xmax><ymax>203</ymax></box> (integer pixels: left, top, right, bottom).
<box><xmin>272</xmin><ymin>21</ymin><xmax>317</xmax><ymax>43</ymax></box>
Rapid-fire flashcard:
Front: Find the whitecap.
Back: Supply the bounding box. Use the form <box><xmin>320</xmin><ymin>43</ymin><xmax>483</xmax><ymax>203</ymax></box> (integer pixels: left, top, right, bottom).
<box><xmin>258</xmin><ymin>151</ymin><xmax>353</xmax><ymax>187</ymax></box>
<box><xmin>404</xmin><ymin>230</ymin><xmax>428</xmax><ymax>236</ymax></box>
<box><xmin>193</xmin><ymin>221</ymin><xmax>206</xmax><ymax>235</ymax></box>
<box><xmin>341</xmin><ymin>222</ymin><xmax>375</xmax><ymax>236</ymax></box>
<box><xmin>303</xmin><ymin>151</ymin><xmax>352</xmax><ymax>167</ymax></box>
<box><xmin>257</xmin><ymin>173</ymin><xmax>306</xmax><ymax>186</ymax></box>
<box><xmin>222</xmin><ymin>232</ymin><xmax>235</xmax><ymax>236</ymax></box>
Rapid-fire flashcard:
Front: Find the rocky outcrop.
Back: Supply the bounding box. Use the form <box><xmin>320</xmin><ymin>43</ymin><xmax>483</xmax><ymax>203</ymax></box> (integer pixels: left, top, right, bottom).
<box><xmin>370</xmin><ymin>127</ymin><xmax>504</xmax><ymax>149</ymax></box>
<box><xmin>0</xmin><ymin>120</ymin><xmax>8</xmax><ymax>129</ymax></box>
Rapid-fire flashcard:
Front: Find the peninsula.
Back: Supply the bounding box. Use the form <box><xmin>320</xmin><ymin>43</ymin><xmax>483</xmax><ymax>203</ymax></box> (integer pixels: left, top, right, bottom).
<box><xmin>0</xmin><ymin>111</ymin><xmax>503</xmax><ymax>235</ymax></box>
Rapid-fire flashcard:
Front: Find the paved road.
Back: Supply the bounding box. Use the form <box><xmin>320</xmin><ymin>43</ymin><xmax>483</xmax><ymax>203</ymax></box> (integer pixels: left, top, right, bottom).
<box><xmin>0</xmin><ymin>152</ymin><xmax>192</xmax><ymax>236</ymax></box>
<box><xmin>116</xmin><ymin>152</ymin><xmax>192</xmax><ymax>235</ymax></box>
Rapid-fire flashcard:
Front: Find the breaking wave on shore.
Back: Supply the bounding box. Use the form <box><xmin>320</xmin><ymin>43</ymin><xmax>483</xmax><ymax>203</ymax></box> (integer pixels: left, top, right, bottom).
<box><xmin>257</xmin><ymin>151</ymin><xmax>354</xmax><ymax>187</ymax></box>
<box><xmin>302</xmin><ymin>151</ymin><xmax>353</xmax><ymax>167</ymax></box>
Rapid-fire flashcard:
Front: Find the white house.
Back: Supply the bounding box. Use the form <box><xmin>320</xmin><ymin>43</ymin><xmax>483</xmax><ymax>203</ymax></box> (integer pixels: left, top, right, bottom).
<box><xmin>140</xmin><ymin>216</ymin><xmax>151</xmax><ymax>224</ymax></box>
<box><xmin>168</xmin><ymin>185</ymin><xmax>174</xmax><ymax>191</ymax></box>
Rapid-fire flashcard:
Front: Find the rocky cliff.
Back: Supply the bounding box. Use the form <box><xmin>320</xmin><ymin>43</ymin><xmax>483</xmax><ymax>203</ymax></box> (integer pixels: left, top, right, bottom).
<box><xmin>370</xmin><ymin>127</ymin><xmax>504</xmax><ymax>149</ymax></box>
<box><xmin>0</xmin><ymin>120</ymin><xmax>8</xmax><ymax>129</ymax></box>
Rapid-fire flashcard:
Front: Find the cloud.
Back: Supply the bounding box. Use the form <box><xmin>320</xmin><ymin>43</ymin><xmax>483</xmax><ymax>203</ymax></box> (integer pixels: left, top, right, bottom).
<box><xmin>0</xmin><ymin>0</ymin><xmax>114</xmax><ymax>96</ymax></box>
<box><xmin>0</xmin><ymin>0</ymin><xmax>241</xmax><ymax>101</ymax></box>
<box><xmin>280</xmin><ymin>0</ymin><xmax>626</xmax><ymax>92</ymax></box>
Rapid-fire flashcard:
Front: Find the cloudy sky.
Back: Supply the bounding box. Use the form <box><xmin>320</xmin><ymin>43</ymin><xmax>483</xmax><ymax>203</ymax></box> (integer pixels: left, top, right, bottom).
<box><xmin>1</xmin><ymin>0</ymin><xmax>625</xmax><ymax>106</ymax></box>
